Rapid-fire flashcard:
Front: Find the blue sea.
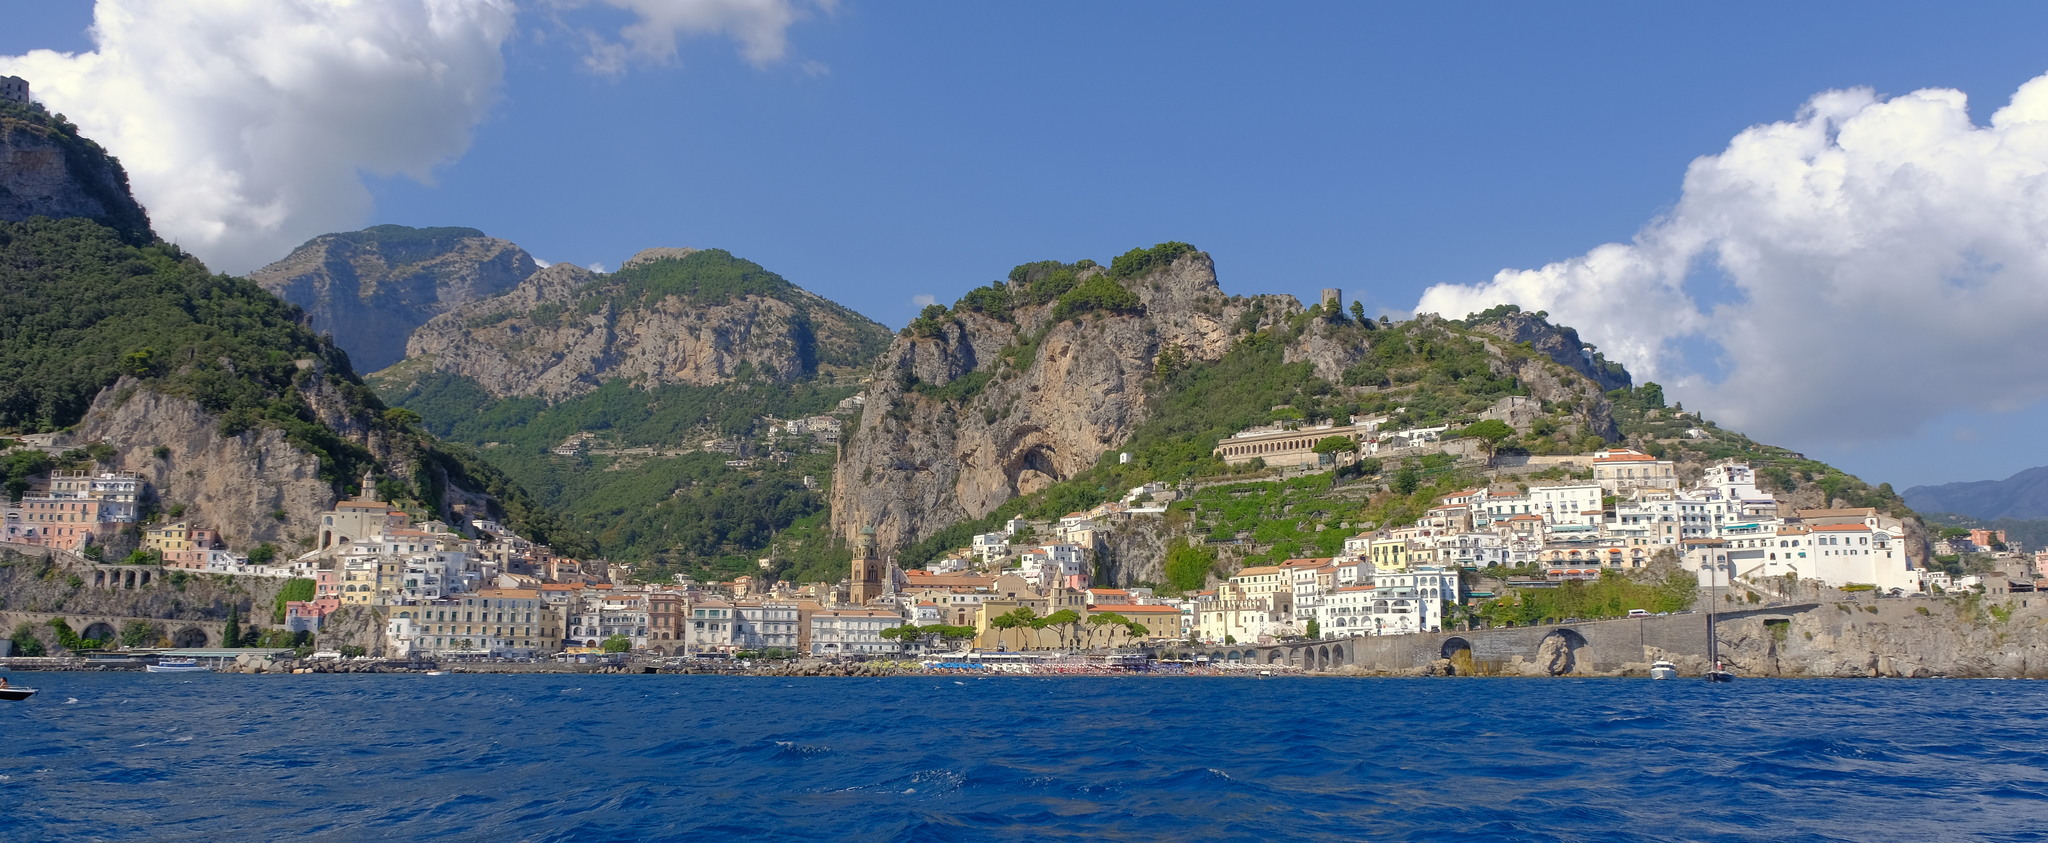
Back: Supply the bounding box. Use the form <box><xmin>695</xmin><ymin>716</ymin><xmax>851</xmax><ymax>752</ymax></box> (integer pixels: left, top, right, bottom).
<box><xmin>2</xmin><ymin>674</ymin><xmax>2044</xmax><ymax>842</ymax></box>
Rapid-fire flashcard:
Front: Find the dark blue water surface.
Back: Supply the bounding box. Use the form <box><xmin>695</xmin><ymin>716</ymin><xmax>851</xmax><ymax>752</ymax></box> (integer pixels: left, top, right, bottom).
<box><xmin>3</xmin><ymin>674</ymin><xmax>2045</xmax><ymax>842</ymax></box>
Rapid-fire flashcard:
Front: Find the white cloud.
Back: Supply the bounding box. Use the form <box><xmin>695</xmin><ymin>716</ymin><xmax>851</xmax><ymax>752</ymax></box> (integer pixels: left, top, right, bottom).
<box><xmin>1417</xmin><ymin>73</ymin><xmax>2048</xmax><ymax>447</ymax></box>
<box><xmin>0</xmin><ymin>0</ymin><xmax>518</xmax><ymax>274</ymax></box>
<box><xmin>911</xmin><ymin>294</ymin><xmax>936</xmax><ymax>308</ymax></box>
<box><xmin>0</xmin><ymin>0</ymin><xmax>826</xmax><ymax>275</ymax></box>
<box><xmin>589</xmin><ymin>261</ymin><xmax>609</xmax><ymax>273</ymax></box>
<box><xmin>549</xmin><ymin>0</ymin><xmax>830</xmax><ymax>75</ymax></box>
<box><xmin>532</xmin><ymin>257</ymin><xmax>553</xmax><ymax>268</ymax></box>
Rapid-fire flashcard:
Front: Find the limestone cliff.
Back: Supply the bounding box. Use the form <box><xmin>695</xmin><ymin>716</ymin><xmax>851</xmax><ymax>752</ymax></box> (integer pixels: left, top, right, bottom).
<box><xmin>832</xmin><ymin>250</ymin><xmax>1297</xmax><ymax>550</ymax></box>
<box><xmin>391</xmin><ymin>248</ymin><xmax>893</xmax><ymax>400</ymax></box>
<box><xmin>0</xmin><ymin>99</ymin><xmax>149</xmax><ymax>241</ymax></box>
<box><xmin>67</xmin><ymin>371</ymin><xmax>503</xmax><ymax>550</ymax></box>
<box><xmin>1712</xmin><ymin>593</ymin><xmax>2048</xmax><ymax>679</ymax></box>
<box><xmin>1465</xmin><ymin>310</ymin><xmax>1633</xmax><ymax>394</ymax></box>
<box><xmin>250</xmin><ymin>225</ymin><xmax>540</xmax><ymax>372</ymax></box>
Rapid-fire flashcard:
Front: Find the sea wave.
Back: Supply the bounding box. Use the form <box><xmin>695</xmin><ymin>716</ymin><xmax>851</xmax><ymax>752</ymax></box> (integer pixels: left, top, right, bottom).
<box><xmin>0</xmin><ymin>675</ymin><xmax>2044</xmax><ymax>841</ymax></box>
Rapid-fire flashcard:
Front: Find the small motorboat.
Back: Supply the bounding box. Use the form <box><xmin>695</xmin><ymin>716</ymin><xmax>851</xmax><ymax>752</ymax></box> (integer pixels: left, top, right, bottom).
<box><xmin>1650</xmin><ymin>659</ymin><xmax>1679</xmax><ymax>680</ymax></box>
<box><xmin>147</xmin><ymin>658</ymin><xmax>212</xmax><ymax>673</ymax></box>
<box><xmin>425</xmin><ymin>670</ymin><xmax>449</xmax><ymax>676</ymax></box>
<box><xmin>0</xmin><ymin>687</ymin><xmax>36</xmax><ymax>701</ymax></box>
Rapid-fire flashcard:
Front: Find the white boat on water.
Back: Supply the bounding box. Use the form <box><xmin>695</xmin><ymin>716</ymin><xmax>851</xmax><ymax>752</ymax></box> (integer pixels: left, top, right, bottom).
<box><xmin>0</xmin><ymin>687</ymin><xmax>35</xmax><ymax>701</ymax></box>
<box><xmin>147</xmin><ymin>658</ymin><xmax>212</xmax><ymax>673</ymax></box>
<box><xmin>1650</xmin><ymin>660</ymin><xmax>1678</xmax><ymax>680</ymax></box>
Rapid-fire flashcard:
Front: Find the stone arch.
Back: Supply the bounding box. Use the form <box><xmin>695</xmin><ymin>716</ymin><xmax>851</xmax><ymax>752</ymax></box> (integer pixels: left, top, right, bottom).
<box><xmin>1441</xmin><ymin>637</ymin><xmax>1473</xmax><ymax>661</ymax></box>
<box><xmin>82</xmin><ymin>621</ymin><xmax>117</xmax><ymax>643</ymax></box>
<box><xmin>1534</xmin><ymin>628</ymin><xmax>1589</xmax><ymax>676</ymax></box>
<box><xmin>1326</xmin><ymin>642</ymin><xmax>1346</xmax><ymax>667</ymax></box>
<box><xmin>1265</xmin><ymin>649</ymin><xmax>1282</xmax><ymax>665</ymax></box>
<box><xmin>1225</xmin><ymin>650</ymin><xmax>1241</xmax><ymax>662</ymax></box>
<box><xmin>648</xmin><ymin>646</ymin><xmax>668</xmax><ymax>656</ymax></box>
<box><xmin>1315</xmin><ymin>645</ymin><xmax>1329</xmax><ymax>670</ymax></box>
<box><xmin>173</xmin><ymin>626</ymin><xmax>209</xmax><ymax>648</ymax></box>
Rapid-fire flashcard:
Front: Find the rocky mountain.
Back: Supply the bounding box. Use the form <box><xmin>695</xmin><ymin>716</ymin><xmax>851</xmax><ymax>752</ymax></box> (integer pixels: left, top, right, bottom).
<box><xmin>1464</xmin><ymin>307</ymin><xmax>1633</xmax><ymax>393</ymax></box>
<box><xmin>0</xmin><ymin>99</ymin><xmax>149</xmax><ymax>242</ymax></box>
<box><xmin>388</xmin><ymin>247</ymin><xmax>892</xmax><ymax>400</ymax></box>
<box><xmin>832</xmin><ymin>245</ymin><xmax>1297</xmax><ymax>550</ymax></box>
<box><xmin>250</xmin><ymin>225</ymin><xmax>540</xmax><ymax>372</ymax></box>
<box><xmin>1904</xmin><ymin>466</ymin><xmax>2048</xmax><ymax>521</ymax></box>
<box><xmin>825</xmin><ymin>242</ymin><xmax>1623</xmax><ymax>554</ymax></box>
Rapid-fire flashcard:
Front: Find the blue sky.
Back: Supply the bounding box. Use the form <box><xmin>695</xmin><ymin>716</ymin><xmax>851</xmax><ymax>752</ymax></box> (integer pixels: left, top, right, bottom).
<box><xmin>6</xmin><ymin>1</ymin><xmax>2048</xmax><ymax>491</ymax></box>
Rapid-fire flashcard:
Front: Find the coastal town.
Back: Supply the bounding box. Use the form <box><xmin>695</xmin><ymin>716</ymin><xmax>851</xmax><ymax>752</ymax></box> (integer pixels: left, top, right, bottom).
<box><xmin>7</xmin><ymin>418</ymin><xmax>2041</xmax><ymax>671</ymax></box>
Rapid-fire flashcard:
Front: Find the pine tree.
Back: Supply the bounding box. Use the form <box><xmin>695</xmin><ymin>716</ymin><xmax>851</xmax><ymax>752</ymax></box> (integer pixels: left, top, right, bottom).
<box><xmin>222</xmin><ymin>605</ymin><xmax>241</xmax><ymax>649</ymax></box>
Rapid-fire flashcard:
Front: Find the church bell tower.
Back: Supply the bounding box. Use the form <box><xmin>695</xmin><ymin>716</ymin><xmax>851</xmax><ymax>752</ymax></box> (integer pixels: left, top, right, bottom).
<box><xmin>849</xmin><ymin>525</ymin><xmax>882</xmax><ymax>605</ymax></box>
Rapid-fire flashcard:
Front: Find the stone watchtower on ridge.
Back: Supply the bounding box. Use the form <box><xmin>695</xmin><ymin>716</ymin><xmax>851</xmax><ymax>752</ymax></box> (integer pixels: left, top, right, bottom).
<box><xmin>849</xmin><ymin>525</ymin><xmax>883</xmax><ymax>605</ymax></box>
<box><xmin>0</xmin><ymin>76</ymin><xmax>30</xmax><ymax>105</ymax></box>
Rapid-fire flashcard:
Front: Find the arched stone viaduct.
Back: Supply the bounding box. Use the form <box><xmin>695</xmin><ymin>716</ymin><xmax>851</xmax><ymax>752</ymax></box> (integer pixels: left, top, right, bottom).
<box><xmin>1190</xmin><ymin>604</ymin><xmax>1818</xmax><ymax>674</ymax></box>
<box><xmin>0</xmin><ymin>610</ymin><xmax>229</xmax><ymax>650</ymax></box>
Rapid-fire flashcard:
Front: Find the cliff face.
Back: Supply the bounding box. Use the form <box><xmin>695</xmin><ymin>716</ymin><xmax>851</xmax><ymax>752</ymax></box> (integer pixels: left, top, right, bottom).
<box><xmin>250</xmin><ymin>225</ymin><xmax>540</xmax><ymax>372</ymax></box>
<box><xmin>1467</xmin><ymin>311</ymin><xmax>1633</xmax><ymax>394</ymax></box>
<box><xmin>1713</xmin><ymin>595</ymin><xmax>2048</xmax><ymax>679</ymax></box>
<box><xmin>0</xmin><ymin>100</ymin><xmax>150</xmax><ymax>241</ymax></box>
<box><xmin>69</xmin><ymin>372</ymin><xmax>501</xmax><ymax>551</ymax></box>
<box><xmin>395</xmin><ymin>249</ymin><xmax>893</xmax><ymax>400</ymax></box>
<box><xmin>74</xmin><ymin>383</ymin><xmax>335</xmax><ymax>549</ymax></box>
<box><xmin>832</xmin><ymin>251</ymin><xmax>1295</xmax><ymax>550</ymax></box>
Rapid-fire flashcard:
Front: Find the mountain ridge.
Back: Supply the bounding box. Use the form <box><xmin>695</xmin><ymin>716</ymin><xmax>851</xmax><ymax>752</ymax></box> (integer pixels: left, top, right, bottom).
<box><xmin>1904</xmin><ymin>466</ymin><xmax>2048</xmax><ymax>521</ymax></box>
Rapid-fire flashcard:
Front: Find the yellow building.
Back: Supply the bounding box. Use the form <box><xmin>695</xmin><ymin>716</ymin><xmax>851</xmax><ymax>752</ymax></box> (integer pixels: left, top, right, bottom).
<box><xmin>1112</xmin><ymin>604</ymin><xmax>1184</xmax><ymax>639</ymax></box>
<box><xmin>1368</xmin><ymin>538</ymin><xmax>1411</xmax><ymax>572</ymax></box>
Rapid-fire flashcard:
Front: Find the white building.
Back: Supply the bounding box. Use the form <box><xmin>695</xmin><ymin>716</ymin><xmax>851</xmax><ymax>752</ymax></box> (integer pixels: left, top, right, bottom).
<box><xmin>1020</xmin><ymin>544</ymin><xmax>1087</xmax><ymax>589</ymax></box>
<box><xmin>1316</xmin><ymin>585</ymin><xmax>1376</xmax><ymax>637</ymax></box>
<box><xmin>1530</xmin><ymin>483</ymin><xmax>1604</xmax><ymax>528</ymax></box>
<box><xmin>1438</xmin><ymin>532</ymin><xmax>1511</xmax><ymax>567</ymax></box>
<box><xmin>731</xmin><ymin>600</ymin><xmax>801</xmax><ymax>652</ymax></box>
<box><xmin>1367</xmin><ymin>566</ymin><xmax>1459</xmax><ymax>635</ymax></box>
<box><xmin>684</xmin><ymin>599</ymin><xmax>735</xmax><ymax>653</ymax></box>
<box><xmin>808</xmin><ymin>609</ymin><xmax>903</xmax><ymax>657</ymax></box>
<box><xmin>971</xmin><ymin>531</ymin><xmax>1010</xmax><ymax>562</ymax></box>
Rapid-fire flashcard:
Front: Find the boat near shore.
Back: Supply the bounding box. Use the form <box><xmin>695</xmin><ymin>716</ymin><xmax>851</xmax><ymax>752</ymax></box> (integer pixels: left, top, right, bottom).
<box><xmin>1650</xmin><ymin>660</ymin><xmax>1678</xmax><ymax>680</ymax></box>
<box><xmin>147</xmin><ymin>658</ymin><xmax>212</xmax><ymax>674</ymax></box>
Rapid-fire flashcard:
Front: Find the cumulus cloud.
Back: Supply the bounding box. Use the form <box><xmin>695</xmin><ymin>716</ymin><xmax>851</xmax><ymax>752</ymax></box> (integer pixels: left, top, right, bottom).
<box><xmin>911</xmin><ymin>294</ymin><xmax>937</xmax><ymax>308</ymax></box>
<box><xmin>0</xmin><ymin>0</ymin><xmax>826</xmax><ymax>275</ymax></box>
<box><xmin>549</xmin><ymin>0</ymin><xmax>830</xmax><ymax>75</ymax></box>
<box><xmin>1417</xmin><ymin>73</ymin><xmax>2048</xmax><ymax>446</ymax></box>
<box><xmin>0</xmin><ymin>0</ymin><xmax>518</xmax><ymax>274</ymax></box>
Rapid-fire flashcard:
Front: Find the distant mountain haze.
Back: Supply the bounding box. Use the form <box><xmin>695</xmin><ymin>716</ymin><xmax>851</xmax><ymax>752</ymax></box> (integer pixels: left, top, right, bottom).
<box><xmin>1904</xmin><ymin>467</ymin><xmax>2048</xmax><ymax>521</ymax></box>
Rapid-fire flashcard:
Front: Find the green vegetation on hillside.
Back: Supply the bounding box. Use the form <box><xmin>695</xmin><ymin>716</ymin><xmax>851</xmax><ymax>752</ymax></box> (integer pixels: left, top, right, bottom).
<box><xmin>907</xmin><ymin>242</ymin><xmax>1190</xmax><ymax>335</ymax></box>
<box><xmin>0</xmin><ymin>216</ymin><xmax>387</xmax><ymax>483</ymax></box>
<box><xmin>383</xmin><ymin>371</ymin><xmax>856</xmax><ymax>574</ymax></box>
<box><xmin>1476</xmin><ymin>569</ymin><xmax>1697</xmax><ymax>627</ymax></box>
<box><xmin>1605</xmin><ymin>383</ymin><xmax>1912</xmax><ymax>517</ymax></box>
<box><xmin>598</xmin><ymin>248</ymin><xmax>796</xmax><ymax>308</ymax></box>
<box><xmin>387</xmin><ymin>372</ymin><xmax>858</xmax><ymax>448</ymax></box>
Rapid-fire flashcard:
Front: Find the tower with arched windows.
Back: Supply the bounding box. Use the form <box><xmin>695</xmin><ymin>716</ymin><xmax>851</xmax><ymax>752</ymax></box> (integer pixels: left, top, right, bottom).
<box><xmin>849</xmin><ymin>525</ymin><xmax>883</xmax><ymax>605</ymax></box>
